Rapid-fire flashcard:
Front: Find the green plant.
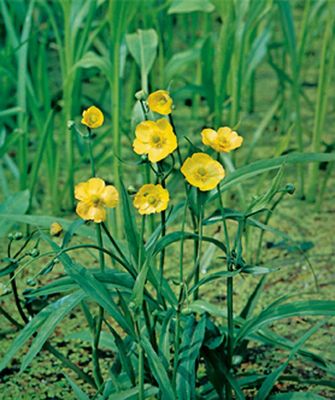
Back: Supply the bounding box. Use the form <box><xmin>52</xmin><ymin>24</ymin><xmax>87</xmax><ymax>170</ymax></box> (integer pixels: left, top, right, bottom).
<box><xmin>1</xmin><ymin>89</ymin><xmax>335</xmax><ymax>399</ymax></box>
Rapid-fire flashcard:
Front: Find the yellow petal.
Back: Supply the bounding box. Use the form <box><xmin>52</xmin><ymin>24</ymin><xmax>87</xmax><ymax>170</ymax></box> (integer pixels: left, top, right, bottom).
<box><xmin>75</xmin><ymin>182</ymin><xmax>90</xmax><ymax>201</ymax></box>
<box><xmin>133</xmin><ymin>138</ymin><xmax>149</xmax><ymax>155</ymax></box>
<box><xmin>87</xmin><ymin>177</ymin><xmax>106</xmax><ymax>196</ymax></box>
<box><xmin>201</xmin><ymin>128</ymin><xmax>218</xmax><ymax>146</ymax></box>
<box><xmin>76</xmin><ymin>201</ymin><xmax>91</xmax><ymax>220</ymax></box>
<box><xmin>86</xmin><ymin>206</ymin><xmax>106</xmax><ymax>223</ymax></box>
<box><xmin>101</xmin><ymin>185</ymin><xmax>119</xmax><ymax>208</ymax></box>
<box><xmin>135</xmin><ymin>121</ymin><xmax>156</xmax><ymax>142</ymax></box>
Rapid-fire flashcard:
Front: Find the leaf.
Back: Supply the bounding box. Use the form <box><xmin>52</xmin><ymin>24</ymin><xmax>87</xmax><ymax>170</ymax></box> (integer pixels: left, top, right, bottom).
<box><xmin>120</xmin><ymin>181</ymin><xmax>140</xmax><ymax>267</ymax></box>
<box><xmin>236</xmin><ymin>300</ymin><xmax>335</xmax><ymax>343</ymax></box>
<box><xmin>66</xmin><ymin>330</ymin><xmax>116</xmax><ymax>351</ymax></box>
<box><xmin>0</xmin><ymin>291</ymin><xmax>84</xmax><ymax>372</ymax></box>
<box><xmin>0</xmin><ymin>190</ymin><xmax>30</xmax><ymax>237</ymax></box>
<box><xmin>126</xmin><ymin>29</ymin><xmax>158</xmax><ymax>84</ymax></box>
<box><xmin>0</xmin><ymin>214</ymin><xmax>96</xmax><ymax>240</ymax></box>
<box><xmin>158</xmin><ymin>308</ymin><xmax>175</xmax><ymax>368</ymax></box>
<box><xmin>141</xmin><ymin>337</ymin><xmax>176</xmax><ymax>400</ymax></box>
<box><xmin>246</xmin><ymin>26</ymin><xmax>271</xmax><ymax>82</ymax></box>
<box><xmin>20</xmin><ymin>291</ymin><xmax>85</xmax><ymax>372</ymax></box>
<box><xmin>168</xmin><ymin>0</ymin><xmax>215</xmax><ymax>14</ymax></box>
<box><xmin>176</xmin><ymin>315</ymin><xmax>206</xmax><ymax>400</ymax></box>
<box><xmin>208</xmin><ymin>152</ymin><xmax>335</xmax><ymax>202</ymax></box>
<box><xmin>64</xmin><ymin>374</ymin><xmax>90</xmax><ymax>400</ymax></box>
<box><xmin>44</xmin><ymin>236</ymin><xmax>135</xmax><ymax>336</ymax></box>
<box><xmin>164</xmin><ymin>38</ymin><xmax>205</xmax><ymax>83</ymax></box>
<box><xmin>189</xmin><ymin>270</ymin><xmax>239</xmax><ymax>295</ymax></box>
<box><xmin>153</xmin><ymin>231</ymin><xmax>227</xmax><ymax>256</ymax></box>
<box><xmin>103</xmin><ymin>384</ymin><xmax>159</xmax><ymax>400</ymax></box>
<box><xmin>255</xmin><ymin>321</ymin><xmax>325</xmax><ymax>400</ymax></box>
<box><xmin>71</xmin><ymin>51</ymin><xmax>112</xmax><ymax>80</ymax></box>
<box><xmin>183</xmin><ymin>300</ymin><xmax>227</xmax><ymax>319</ymax></box>
<box><xmin>269</xmin><ymin>393</ymin><xmax>327</xmax><ymax>400</ymax></box>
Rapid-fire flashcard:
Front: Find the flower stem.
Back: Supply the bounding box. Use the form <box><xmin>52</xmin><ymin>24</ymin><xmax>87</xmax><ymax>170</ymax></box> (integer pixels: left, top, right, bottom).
<box><xmin>172</xmin><ymin>198</ymin><xmax>188</xmax><ymax>388</ymax></box>
<box><xmin>87</xmin><ymin>128</ymin><xmax>105</xmax><ymax>388</ymax></box>
<box><xmin>217</xmin><ymin>154</ymin><xmax>233</xmax><ymax>400</ymax></box>
<box><xmin>193</xmin><ymin>191</ymin><xmax>203</xmax><ymax>301</ymax></box>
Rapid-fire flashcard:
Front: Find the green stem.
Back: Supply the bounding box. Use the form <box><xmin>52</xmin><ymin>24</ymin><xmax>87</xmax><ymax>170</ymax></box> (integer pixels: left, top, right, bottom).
<box><xmin>137</xmin><ymin>215</ymin><xmax>146</xmax><ymax>400</ymax></box>
<box><xmin>136</xmin><ymin>320</ymin><xmax>144</xmax><ymax>400</ymax></box>
<box><xmin>172</xmin><ymin>198</ymin><xmax>188</xmax><ymax>388</ymax></box>
<box><xmin>216</xmin><ymin>175</ymin><xmax>233</xmax><ymax>400</ymax></box>
<box><xmin>87</xmin><ymin>128</ymin><xmax>105</xmax><ymax>388</ymax></box>
<box><xmin>193</xmin><ymin>191</ymin><xmax>203</xmax><ymax>301</ymax></box>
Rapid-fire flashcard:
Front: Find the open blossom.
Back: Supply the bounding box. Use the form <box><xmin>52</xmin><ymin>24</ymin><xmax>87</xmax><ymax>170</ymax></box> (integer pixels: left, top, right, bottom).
<box><xmin>133</xmin><ymin>118</ymin><xmax>177</xmax><ymax>163</ymax></box>
<box><xmin>147</xmin><ymin>90</ymin><xmax>173</xmax><ymax>115</ymax></box>
<box><xmin>75</xmin><ymin>177</ymin><xmax>119</xmax><ymax>223</ymax></box>
<box><xmin>81</xmin><ymin>106</ymin><xmax>104</xmax><ymax>129</ymax></box>
<box><xmin>201</xmin><ymin>127</ymin><xmax>243</xmax><ymax>153</ymax></box>
<box><xmin>133</xmin><ymin>184</ymin><xmax>169</xmax><ymax>215</ymax></box>
<box><xmin>181</xmin><ymin>153</ymin><xmax>225</xmax><ymax>191</ymax></box>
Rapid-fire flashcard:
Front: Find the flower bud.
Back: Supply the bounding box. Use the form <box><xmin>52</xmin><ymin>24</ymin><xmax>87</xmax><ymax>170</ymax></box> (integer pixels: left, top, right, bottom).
<box><xmin>127</xmin><ymin>185</ymin><xmax>137</xmax><ymax>195</ymax></box>
<box><xmin>14</xmin><ymin>232</ymin><xmax>23</xmax><ymax>240</ymax></box>
<box><xmin>29</xmin><ymin>248</ymin><xmax>40</xmax><ymax>258</ymax></box>
<box><xmin>50</xmin><ymin>222</ymin><xmax>63</xmax><ymax>237</ymax></box>
<box><xmin>135</xmin><ymin>90</ymin><xmax>146</xmax><ymax>101</ymax></box>
<box><xmin>285</xmin><ymin>183</ymin><xmax>295</xmax><ymax>195</ymax></box>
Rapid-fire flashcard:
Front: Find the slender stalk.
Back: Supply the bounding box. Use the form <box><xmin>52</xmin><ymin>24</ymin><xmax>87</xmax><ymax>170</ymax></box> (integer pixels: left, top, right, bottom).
<box><xmin>86</xmin><ymin>128</ymin><xmax>105</xmax><ymax>388</ymax></box>
<box><xmin>172</xmin><ymin>198</ymin><xmax>188</xmax><ymax>388</ymax></box>
<box><xmin>193</xmin><ymin>192</ymin><xmax>203</xmax><ymax>301</ymax></box>
<box><xmin>216</xmin><ymin>173</ymin><xmax>233</xmax><ymax>400</ymax></box>
<box><xmin>136</xmin><ymin>321</ymin><xmax>144</xmax><ymax>400</ymax></box>
<box><xmin>136</xmin><ymin>215</ymin><xmax>146</xmax><ymax>400</ymax></box>
<box><xmin>158</xmin><ymin>162</ymin><xmax>166</xmax><ymax>291</ymax></box>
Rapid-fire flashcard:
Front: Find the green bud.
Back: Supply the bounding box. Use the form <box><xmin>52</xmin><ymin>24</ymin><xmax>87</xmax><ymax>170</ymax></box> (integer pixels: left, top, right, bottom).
<box><xmin>285</xmin><ymin>183</ymin><xmax>295</xmax><ymax>195</ymax></box>
<box><xmin>29</xmin><ymin>248</ymin><xmax>40</xmax><ymax>258</ymax></box>
<box><xmin>14</xmin><ymin>232</ymin><xmax>23</xmax><ymax>240</ymax></box>
<box><xmin>127</xmin><ymin>185</ymin><xmax>137</xmax><ymax>195</ymax></box>
<box><xmin>135</xmin><ymin>90</ymin><xmax>146</xmax><ymax>101</ymax></box>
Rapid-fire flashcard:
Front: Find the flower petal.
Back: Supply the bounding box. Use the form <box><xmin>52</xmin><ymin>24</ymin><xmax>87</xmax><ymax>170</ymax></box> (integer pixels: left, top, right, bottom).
<box><xmin>75</xmin><ymin>182</ymin><xmax>90</xmax><ymax>201</ymax></box>
<box><xmin>87</xmin><ymin>177</ymin><xmax>106</xmax><ymax>196</ymax></box>
<box><xmin>101</xmin><ymin>185</ymin><xmax>119</xmax><ymax>208</ymax></box>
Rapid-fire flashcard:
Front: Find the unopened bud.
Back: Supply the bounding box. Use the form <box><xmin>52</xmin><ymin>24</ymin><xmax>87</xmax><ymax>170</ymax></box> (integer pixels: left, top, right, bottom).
<box><xmin>50</xmin><ymin>222</ymin><xmax>63</xmax><ymax>237</ymax></box>
<box><xmin>14</xmin><ymin>232</ymin><xmax>23</xmax><ymax>240</ymax></box>
<box><xmin>135</xmin><ymin>90</ymin><xmax>146</xmax><ymax>101</ymax></box>
<box><xmin>285</xmin><ymin>183</ymin><xmax>295</xmax><ymax>195</ymax></box>
<box><xmin>127</xmin><ymin>185</ymin><xmax>137</xmax><ymax>195</ymax></box>
<box><xmin>29</xmin><ymin>248</ymin><xmax>40</xmax><ymax>258</ymax></box>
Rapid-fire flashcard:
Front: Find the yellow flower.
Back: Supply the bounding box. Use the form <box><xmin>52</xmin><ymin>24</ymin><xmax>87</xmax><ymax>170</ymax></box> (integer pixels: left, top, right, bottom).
<box><xmin>74</xmin><ymin>177</ymin><xmax>119</xmax><ymax>223</ymax></box>
<box><xmin>133</xmin><ymin>184</ymin><xmax>169</xmax><ymax>215</ymax></box>
<box><xmin>50</xmin><ymin>222</ymin><xmax>63</xmax><ymax>236</ymax></box>
<box><xmin>147</xmin><ymin>90</ymin><xmax>173</xmax><ymax>115</ymax></box>
<box><xmin>201</xmin><ymin>127</ymin><xmax>243</xmax><ymax>152</ymax></box>
<box><xmin>133</xmin><ymin>119</ymin><xmax>177</xmax><ymax>163</ymax></box>
<box><xmin>181</xmin><ymin>153</ymin><xmax>225</xmax><ymax>191</ymax></box>
<box><xmin>81</xmin><ymin>106</ymin><xmax>104</xmax><ymax>129</ymax></box>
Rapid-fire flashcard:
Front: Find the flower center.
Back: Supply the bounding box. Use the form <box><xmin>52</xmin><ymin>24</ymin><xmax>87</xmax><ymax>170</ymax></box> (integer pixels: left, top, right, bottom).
<box><xmin>91</xmin><ymin>195</ymin><xmax>101</xmax><ymax>206</ymax></box>
<box><xmin>147</xmin><ymin>195</ymin><xmax>157</xmax><ymax>205</ymax></box>
<box><xmin>197</xmin><ymin>167</ymin><xmax>207</xmax><ymax>177</ymax></box>
<box><xmin>89</xmin><ymin>114</ymin><xmax>98</xmax><ymax>123</ymax></box>
<box><xmin>152</xmin><ymin>134</ymin><xmax>161</xmax><ymax>144</ymax></box>
<box><xmin>158</xmin><ymin>97</ymin><xmax>167</xmax><ymax>105</ymax></box>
